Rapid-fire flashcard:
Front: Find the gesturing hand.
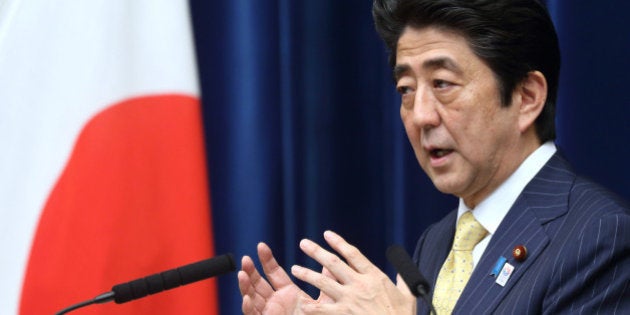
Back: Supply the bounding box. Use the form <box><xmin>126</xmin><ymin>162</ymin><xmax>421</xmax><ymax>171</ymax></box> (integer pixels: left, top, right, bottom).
<box><xmin>290</xmin><ymin>230</ymin><xmax>416</xmax><ymax>315</ymax></box>
<box><xmin>238</xmin><ymin>242</ymin><xmax>334</xmax><ymax>314</ymax></box>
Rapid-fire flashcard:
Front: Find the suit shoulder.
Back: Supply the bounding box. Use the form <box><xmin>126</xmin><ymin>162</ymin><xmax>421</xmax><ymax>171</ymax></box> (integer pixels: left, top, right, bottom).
<box><xmin>568</xmin><ymin>176</ymin><xmax>629</xmax><ymax>217</ymax></box>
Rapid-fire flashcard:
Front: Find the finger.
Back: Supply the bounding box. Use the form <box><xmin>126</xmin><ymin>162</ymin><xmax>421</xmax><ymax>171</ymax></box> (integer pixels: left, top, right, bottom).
<box><xmin>299</xmin><ymin>238</ymin><xmax>355</xmax><ymax>284</ymax></box>
<box><xmin>237</xmin><ymin>269</ymin><xmax>252</xmax><ymax>297</ymax></box>
<box><xmin>257</xmin><ymin>242</ymin><xmax>296</xmax><ymax>290</ymax></box>
<box><xmin>321</xmin><ymin>266</ymin><xmax>335</xmax><ymax>279</ymax></box>
<box><xmin>323</xmin><ymin>230</ymin><xmax>374</xmax><ymax>274</ymax></box>
<box><xmin>240</xmin><ymin>255</ymin><xmax>274</xmax><ymax>298</ymax></box>
<box><xmin>241</xmin><ymin>294</ymin><xmax>261</xmax><ymax>315</ymax></box>
<box><xmin>239</xmin><ymin>273</ymin><xmax>268</xmax><ymax>314</ymax></box>
<box><xmin>291</xmin><ymin>264</ymin><xmax>343</xmax><ymax>300</ymax></box>
<box><xmin>316</xmin><ymin>267</ymin><xmax>336</xmax><ymax>302</ymax></box>
<box><xmin>238</xmin><ymin>259</ymin><xmax>273</xmax><ymax>313</ymax></box>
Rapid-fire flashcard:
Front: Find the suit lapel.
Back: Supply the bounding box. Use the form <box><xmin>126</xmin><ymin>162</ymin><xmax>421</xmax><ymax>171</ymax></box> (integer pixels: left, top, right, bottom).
<box><xmin>452</xmin><ymin>154</ymin><xmax>575</xmax><ymax>314</ymax></box>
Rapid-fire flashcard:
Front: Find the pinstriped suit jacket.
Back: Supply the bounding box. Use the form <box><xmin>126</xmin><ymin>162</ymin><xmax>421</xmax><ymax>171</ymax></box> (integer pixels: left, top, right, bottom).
<box><xmin>412</xmin><ymin>153</ymin><xmax>630</xmax><ymax>314</ymax></box>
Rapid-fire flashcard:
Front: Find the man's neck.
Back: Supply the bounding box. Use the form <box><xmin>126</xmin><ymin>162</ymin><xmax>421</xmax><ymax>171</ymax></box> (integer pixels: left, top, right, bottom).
<box><xmin>463</xmin><ymin>134</ymin><xmax>542</xmax><ymax>209</ymax></box>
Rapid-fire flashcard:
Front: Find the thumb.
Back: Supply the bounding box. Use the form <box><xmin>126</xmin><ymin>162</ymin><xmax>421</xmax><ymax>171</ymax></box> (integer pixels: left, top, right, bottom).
<box><xmin>396</xmin><ymin>274</ymin><xmax>418</xmax><ymax>314</ymax></box>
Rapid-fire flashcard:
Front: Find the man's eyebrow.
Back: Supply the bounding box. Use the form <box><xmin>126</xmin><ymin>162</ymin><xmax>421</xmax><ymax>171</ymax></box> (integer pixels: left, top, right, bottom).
<box><xmin>393</xmin><ymin>57</ymin><xmax>463</xmax><ymax>82</ymax></box>
<box><xmin>393</xmin><ymin>64</ymin><xmax>411</xmax><ymax>82</ymax></box>
<box><xmin>422</xmin><ymin>57</ymin><xmax>463</xmax><ymax>75</ymax></box>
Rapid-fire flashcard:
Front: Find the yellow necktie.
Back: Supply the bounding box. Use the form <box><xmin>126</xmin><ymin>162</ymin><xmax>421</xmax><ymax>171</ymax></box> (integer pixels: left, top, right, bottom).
<box><xmin>432</xmin><ymin>211</ymin><xmax>488</xmax><ymax>314</ymax></box>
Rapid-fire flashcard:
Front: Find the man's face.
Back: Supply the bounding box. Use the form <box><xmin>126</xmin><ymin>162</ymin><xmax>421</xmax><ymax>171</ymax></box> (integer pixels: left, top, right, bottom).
<box><xmin>395</xmin><ymin>26</ymin><xmax>523</xmax><ymax>207</ymax></box>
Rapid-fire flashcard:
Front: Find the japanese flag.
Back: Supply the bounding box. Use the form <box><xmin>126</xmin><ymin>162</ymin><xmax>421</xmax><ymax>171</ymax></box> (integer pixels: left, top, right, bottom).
<box><xmin>0</xmin><ymin>0</ymin><xmax>218</xmax><ymax>314</ymax></box>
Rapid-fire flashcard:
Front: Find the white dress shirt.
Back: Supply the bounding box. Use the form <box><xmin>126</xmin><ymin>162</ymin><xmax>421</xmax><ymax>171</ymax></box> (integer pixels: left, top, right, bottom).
<box><xmin>456</xmin><ymin>141</ymin><xmax>557</xmax><ymax>269</ymax></box>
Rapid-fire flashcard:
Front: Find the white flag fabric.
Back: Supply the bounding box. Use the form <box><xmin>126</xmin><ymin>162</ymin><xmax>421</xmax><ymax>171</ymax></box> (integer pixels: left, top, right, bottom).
<box><xmin>0</xmin><ymin>0</ymin><xmax>218</xmax><ymax>314</ymax></box>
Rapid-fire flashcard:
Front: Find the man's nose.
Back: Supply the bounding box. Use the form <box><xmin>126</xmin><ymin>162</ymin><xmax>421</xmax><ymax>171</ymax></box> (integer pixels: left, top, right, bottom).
<box><xmin>411</xmin><ymin>88</ymin><xmax>440</xmax><ymax>129</ymax></box>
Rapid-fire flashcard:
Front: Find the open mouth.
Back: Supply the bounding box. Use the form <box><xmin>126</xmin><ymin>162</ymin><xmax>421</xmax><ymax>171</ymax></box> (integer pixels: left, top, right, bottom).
<box><xmin>430</xmin><ymin>149</ymin><xmax>453</xmax><ymax>158</ymax></box>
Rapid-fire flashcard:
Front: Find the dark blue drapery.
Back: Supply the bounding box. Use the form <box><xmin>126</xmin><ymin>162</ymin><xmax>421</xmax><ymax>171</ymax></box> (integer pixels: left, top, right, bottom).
<box><xmin>190</xmin><ymin>1</ymin><xmax>629</xmax><ymax>313</ymax></box>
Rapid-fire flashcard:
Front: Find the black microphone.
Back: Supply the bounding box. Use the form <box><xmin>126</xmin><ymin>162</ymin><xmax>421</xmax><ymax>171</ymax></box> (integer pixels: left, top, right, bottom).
<box><xmin>55</xmin><ymin>253</ymin><xmax>236</xmax><ymax>315</ymax></box>
<box><xmin>386</xmin><ymin>245</ymin><xmax>430</xmax><ymax>297</ymax></box>
<box><xmin>386</xmin><ymin>245</ymin><xmax>436</xmax><ymax>315</ymax></box>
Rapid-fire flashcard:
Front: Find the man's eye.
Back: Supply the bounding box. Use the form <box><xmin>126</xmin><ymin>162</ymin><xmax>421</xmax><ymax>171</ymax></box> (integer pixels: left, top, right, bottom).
<box><xmin>397</xmin><ymin>86</ymin><xmax>412</xmax><ymax>95</ymax></box>
<box><xmin>433</xmin><ymin>79</ymin><xmax>452</xmax><ymax>89</ymax></box>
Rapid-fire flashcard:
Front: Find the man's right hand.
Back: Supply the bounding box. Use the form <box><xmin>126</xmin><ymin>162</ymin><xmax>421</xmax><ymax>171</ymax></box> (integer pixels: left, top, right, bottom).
<box><xmin>238</xmin><ymin>242</ymin><xmax>333</xmax><ymax>314</ymax></box>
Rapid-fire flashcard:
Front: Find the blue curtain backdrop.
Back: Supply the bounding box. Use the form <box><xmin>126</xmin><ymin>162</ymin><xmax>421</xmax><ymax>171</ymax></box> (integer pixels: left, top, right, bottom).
<box><xmin>190</xmin><ymin>1</ymin><xmax>629</xmax><ymax>314</ymax></box>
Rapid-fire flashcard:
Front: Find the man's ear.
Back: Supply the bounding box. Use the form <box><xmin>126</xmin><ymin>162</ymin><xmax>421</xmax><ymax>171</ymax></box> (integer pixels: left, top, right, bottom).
<box><xmin>515</xmin><ymin>71</ymin><xmax>547</xmax><ymax>133</ymax></box>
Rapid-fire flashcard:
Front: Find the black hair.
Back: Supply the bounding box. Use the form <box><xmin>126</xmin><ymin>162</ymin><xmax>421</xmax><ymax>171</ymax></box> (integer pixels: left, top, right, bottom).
<box><xmin>373</xmin><ymin>0</ymin><xmax>560</xmax><ymax>142</ymax></box>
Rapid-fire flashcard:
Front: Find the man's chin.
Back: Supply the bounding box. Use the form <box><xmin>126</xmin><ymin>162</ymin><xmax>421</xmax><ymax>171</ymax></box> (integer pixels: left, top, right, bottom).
<box><xmin>429</xmin><ymin>176</ymin><xmax>464</xmax><ymax>196</ymax></box>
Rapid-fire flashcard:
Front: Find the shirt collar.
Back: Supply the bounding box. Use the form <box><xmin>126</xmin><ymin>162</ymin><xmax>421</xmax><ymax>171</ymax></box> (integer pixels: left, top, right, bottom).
<box><xmin>457</xmin><ymin>141</ymin><xmax>557</xmax><ymax>234</ymax></box>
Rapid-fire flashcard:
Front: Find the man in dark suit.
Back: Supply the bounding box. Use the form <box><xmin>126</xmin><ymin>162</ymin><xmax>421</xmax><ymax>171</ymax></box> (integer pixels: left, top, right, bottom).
<box><xmin>238</xmin><ymin>0</ymin><xmax>630</xmax><ymax>314</ymax></box>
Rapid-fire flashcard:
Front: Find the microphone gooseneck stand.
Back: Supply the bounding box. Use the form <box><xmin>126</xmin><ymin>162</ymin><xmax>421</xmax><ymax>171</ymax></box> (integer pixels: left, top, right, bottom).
<box><xmin>55</xmin><ymin>292</ymin><xmax>115</xmax><ymax>315</ymax></box>
<box><xmin>54</xmin><ymin>253</ymin><xmax>235</xmax><ymax>314</ymax></box>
